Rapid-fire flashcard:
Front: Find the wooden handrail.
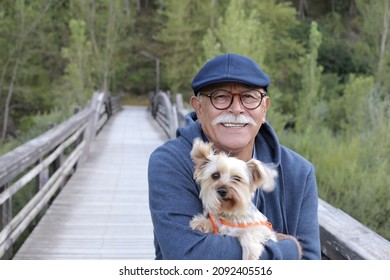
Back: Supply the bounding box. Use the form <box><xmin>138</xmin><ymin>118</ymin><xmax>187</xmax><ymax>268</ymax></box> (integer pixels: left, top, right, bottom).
<box><xmin>149</xmin><ymin>91</ymin><xmax>390</xmax><ymax>260</ymax></box>
<box><xmin>150</xmin><ymin>91</ymin><xmax>178</xmax><ymax>139</ymax></box>
<box><xmin>149</xmin><ymin>91</ymin><xmax>188</xmax><ymax>139</ymax></box>
<box><xmin>0</xmin><ymin>91</ymin><xmax>121</xmax><ymax>259</ymax></box>
<box><xmin>319</xmin><ymin>199</ymin><xmax>390</xmax><ymax>259</ymax></box>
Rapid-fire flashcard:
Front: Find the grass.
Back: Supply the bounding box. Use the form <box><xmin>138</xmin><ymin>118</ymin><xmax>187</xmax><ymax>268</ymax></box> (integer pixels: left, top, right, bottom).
<box><xmin>278</xmin><ymin>126</ymin><xmax>389</xmax><ymax>241</ymax></box>
<box><xmin>121</xmin><ymin>94</ymin><xmax>150</xmax><ymax>106</ymax></box>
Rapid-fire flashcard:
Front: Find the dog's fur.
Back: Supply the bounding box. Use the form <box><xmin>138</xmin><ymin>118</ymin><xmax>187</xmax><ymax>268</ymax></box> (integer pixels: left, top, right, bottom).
<box><xmin>189</xmin><ymin>139</ymin><xmax>277</xmax><ymax>260</ymax></box>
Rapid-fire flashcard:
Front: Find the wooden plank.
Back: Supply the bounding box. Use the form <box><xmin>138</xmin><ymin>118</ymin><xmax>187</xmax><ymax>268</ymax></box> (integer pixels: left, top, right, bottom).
<box><xmin>0</xmin><ymin>142</ymin><xmax>85</xmax><ymax>257</ymax></box>
<box><xmin>13</xmin><ymin>106</ymin><xmax>167</xmax><ymax>260</ymax></box>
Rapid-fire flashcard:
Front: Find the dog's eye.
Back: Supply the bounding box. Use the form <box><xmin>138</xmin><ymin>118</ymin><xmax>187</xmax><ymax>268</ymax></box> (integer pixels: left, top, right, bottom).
<box><xmin>232</xmin><ymin>176</ymin><xmax>242</xmax><ymax>183</ymax></box>
<box><xmin>211</xmin><ymin>172</ymin><xmax>221</xmax><ymax>180</ymax></box>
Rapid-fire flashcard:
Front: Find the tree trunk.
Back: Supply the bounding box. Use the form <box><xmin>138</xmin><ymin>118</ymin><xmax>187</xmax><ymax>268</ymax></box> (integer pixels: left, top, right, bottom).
<box><xmin>298</xmin><ymin>0</ymin><xmax>308</xmax><ymax>20</ymax></box>
<box><xmin>1</xmin><ymin>57</ymin><xmax>21</xmax><ymax>143</ymax></box>
<box><xmin>348</xmin><ymin>0</ymin><xmax>358</xmax><ymax>16</ymax></box>
<box><xmin>376</xmin><ymin>0</ymin><xmax>389</xmax><ymax>89</ymax></box>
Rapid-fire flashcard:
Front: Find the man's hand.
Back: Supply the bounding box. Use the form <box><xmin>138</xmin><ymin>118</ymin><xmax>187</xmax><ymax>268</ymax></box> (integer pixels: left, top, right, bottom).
<box><xmin>276</xmin><ymin>233</ymin><xmax>303</xmax><ymax>259</ymax></box>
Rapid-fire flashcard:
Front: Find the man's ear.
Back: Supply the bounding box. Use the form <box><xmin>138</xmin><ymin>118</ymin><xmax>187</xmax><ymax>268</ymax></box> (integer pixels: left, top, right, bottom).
<box><xmin>262</xmin><ymin>97</ymin><xmax>271</xmax><ymax>123</ymax></box>
<box><xmin>191</xmin><ymin>96</ymin><xmax>202</xmax><ymax>117</ymax></box>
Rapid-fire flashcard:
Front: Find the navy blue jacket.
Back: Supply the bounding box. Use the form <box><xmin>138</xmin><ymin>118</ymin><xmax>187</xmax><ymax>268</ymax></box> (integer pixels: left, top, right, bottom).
<box><xmin>148</xmin><ymin>112</ymin><xmax>321</xmax><ymax>259</ymax></box>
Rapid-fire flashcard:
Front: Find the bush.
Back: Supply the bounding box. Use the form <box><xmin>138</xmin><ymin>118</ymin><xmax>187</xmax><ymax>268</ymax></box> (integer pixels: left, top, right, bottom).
<box><xmin>277</xmin><ymin>75</ymin><xmax>390</xmax><ymax>240</ymax></box>
<box><xmin>0</xmin><ymin>108</ymin><xmax>70</xmax><ymax>156</ymax></box>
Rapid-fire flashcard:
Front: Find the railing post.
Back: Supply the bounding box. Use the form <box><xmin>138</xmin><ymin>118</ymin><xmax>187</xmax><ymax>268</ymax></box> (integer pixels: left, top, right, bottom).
<box><xmin>170</xmin><ymin>102</ymin><xmax>178</xmax><ymax>139</ymax></box>
<box><xmin>148</xmin><ymin>91</ymin><xmax>155</xmax><ymax>114</ymax></box>
<box><xmin>175</xmin><ymin>93</ymin><xmax>188</xmax><ymax>127</ymax></box>
<box><xmin>72</xmin><ymin>107</ymin><xmax>83</xmax><ymax>172</ymax></box>
<box><xmin>80</xmin><ymin>92</ymin><xmax>99</xmax><ymax>164</ymax></box>
<box><xmin>36</xmin><ymin>159</ymin><xmax>49</xmax><ymax>193</ymax></box>
<box><xmin>0</xmin><ymin>183</ymin><xmax>12</xmax><ymax>259</ymax></box>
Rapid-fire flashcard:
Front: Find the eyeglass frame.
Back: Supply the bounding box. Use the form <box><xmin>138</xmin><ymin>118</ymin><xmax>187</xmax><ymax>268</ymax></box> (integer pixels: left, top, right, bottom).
<box><xmin>197</xmin><ymin>88</ymin><xmax>267</xmax><ymax>110</ymax></box>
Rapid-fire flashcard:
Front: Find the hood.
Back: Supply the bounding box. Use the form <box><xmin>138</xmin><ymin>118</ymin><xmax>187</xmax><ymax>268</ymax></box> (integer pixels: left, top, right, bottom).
<box><xmin>177</xmin><ymin>111</ymin><xmax>282</xmax><ymax>167</ymax></box>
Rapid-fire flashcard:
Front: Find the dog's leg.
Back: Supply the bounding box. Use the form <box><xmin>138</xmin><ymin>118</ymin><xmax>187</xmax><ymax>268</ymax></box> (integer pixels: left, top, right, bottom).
<box><xmin>190</xmin><ymin>214</ymin><xmax>214</xmax><ymax>233</ymax></box>
<box><xmin>238</xmin><ymin>233</ymin><xmax>265</xmax><ymax>260</ymax></box>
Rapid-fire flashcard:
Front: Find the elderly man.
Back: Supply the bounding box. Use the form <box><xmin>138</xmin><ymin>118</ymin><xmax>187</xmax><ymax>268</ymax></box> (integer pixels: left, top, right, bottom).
<box><xmin>148</xmin><ymin>53</ymin><xmax>321</xmax><ymax>259</ymax></box>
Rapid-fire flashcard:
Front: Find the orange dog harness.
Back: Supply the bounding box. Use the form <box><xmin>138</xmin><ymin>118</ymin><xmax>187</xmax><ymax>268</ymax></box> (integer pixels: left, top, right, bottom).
<box><xmin>209</xmin><ymin>213</ymin><xmax>273</xmax><ymax>234</ymax></box>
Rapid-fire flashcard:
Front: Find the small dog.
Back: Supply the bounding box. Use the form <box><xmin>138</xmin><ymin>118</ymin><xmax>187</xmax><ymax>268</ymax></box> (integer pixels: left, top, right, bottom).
<box><xmin>189</xmin><ymin>139</ymin><xmax>277</xmax><ymax>260</ymax></box>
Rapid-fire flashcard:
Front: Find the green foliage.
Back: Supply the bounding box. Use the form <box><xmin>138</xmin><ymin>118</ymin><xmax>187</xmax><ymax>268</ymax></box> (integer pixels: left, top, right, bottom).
<box><xmin>155</xmin><ymin>0</ymin><xmax>206</xmax><ymax>93</ymax></box>
<box><xmin>355</xmin><ymin>0</ymin><xmax>390</xmax><ymax>89</ymax></box>
<box><xmin>279</xmin><ymin>70</ymin><xmax>390</xmax><ymax>240</ymax></box>
<box><xmin>0</xmin><ymin>108</ymin><xmax>70</xmax><ymax>156</ymax></box>
<box><xmin>317</xmin><ymin>12</ymin><xmax>368</xmax><ymax>81</ymax></box>
<box><xmin>340</xmin><ymin>75</ymin><xmax>374</xmax><ymax>134</ymax></box>
<box><xmin>250</xmin><ymin>0</ymin><xmax>304</xmax><ymax>93</ymax></box>
<box><xmin>201</xmin><ymin>0</ymin><xmax>270</xmax><ymax>65</ymax></box>
<box><xmin>281</xmin><ymin>124</ymin><xmax>389</xmax><ymax>240</ymax></box>
<box><xmin>0</xmin><ymin>0</ymin><xmax>389</xmax><ymax>241</ymax></box>
<box><xmin>128</xmin><ymin>69</ymin><xmax>154</xmax><ymax>95</ymax></box>
<box><xmin>295</xmin><ymin>21</ymin><xmax>323</xmax><ymax>133</ymax></box>
<box><xmin>59</xmin><ymin>19</ymin><xmax>94</xmax><ymax>109</ymax></box>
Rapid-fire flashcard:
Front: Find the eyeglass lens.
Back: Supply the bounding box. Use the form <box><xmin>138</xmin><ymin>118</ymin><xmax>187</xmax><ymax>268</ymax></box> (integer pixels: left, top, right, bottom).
<box><xmin>208</xmin><ymin>89</ymin><xmax>264</xmax><ymax>110</ymax></box>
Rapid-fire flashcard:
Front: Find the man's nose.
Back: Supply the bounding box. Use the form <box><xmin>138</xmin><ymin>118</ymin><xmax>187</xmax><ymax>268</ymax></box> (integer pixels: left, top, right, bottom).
<box><xmin>228</xmin><ymin>94</ymin><xmax>245</xmax><ymax>112</ymax></box>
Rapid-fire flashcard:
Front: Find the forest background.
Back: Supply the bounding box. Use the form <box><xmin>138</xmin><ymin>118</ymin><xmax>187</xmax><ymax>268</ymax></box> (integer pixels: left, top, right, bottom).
<box><xmin>0</xmin><ymin>0</ymin><xmax>388</xmax><ymax>241</ymax></box>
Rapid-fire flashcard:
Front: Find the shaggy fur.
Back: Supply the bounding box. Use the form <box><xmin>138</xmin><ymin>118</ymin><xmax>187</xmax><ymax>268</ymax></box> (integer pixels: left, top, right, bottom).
<box><xmin>189</xmin><ymin>139</ymin><xmax>277</xmax><ymax>260</ymax></box>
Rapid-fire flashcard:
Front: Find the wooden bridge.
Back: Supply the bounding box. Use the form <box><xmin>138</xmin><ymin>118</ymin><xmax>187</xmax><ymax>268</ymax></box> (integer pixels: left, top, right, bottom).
<box><xmin>0</xmin><ymin>92</ymin><xmax>389</xmax><ymax>260</ymax></box>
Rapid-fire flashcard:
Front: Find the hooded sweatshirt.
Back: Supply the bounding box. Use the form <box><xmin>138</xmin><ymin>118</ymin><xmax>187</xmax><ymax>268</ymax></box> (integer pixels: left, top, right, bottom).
<box><xmin>148</xmin><ymin>112</ymin><xmax>321</xmax><ymax>260</ymax></box>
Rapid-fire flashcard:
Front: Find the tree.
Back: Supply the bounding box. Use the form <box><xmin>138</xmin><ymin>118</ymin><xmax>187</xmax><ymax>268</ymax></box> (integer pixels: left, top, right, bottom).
<box><xmin>200</xmin><ymin>0</ymin><xmax>270</xmax><ymax>67</ymax></box>
<box><xmin>60</xmin><ymin>19</ymin><xmax>94</xmax><ymax>109</ymax></box>
<box><xmin>69</xmin><ymin>0</ymin><xmax>133</xmax><ymax>94</ymax></box>
<box><xmin>295</xmin><ymin>21</ymin><xmax>323</xmax><ymax>133</ymax></box>
<box><xmin>355</xmin><ymin>0</ymin><xmax>390</xmax><ymax>91</ymax></box>
<box><xmin>155</xmin><ymin>0</ymin><xmax>219</xmax><ymax>94</ymax></box>
<box><xmin>1</xmin><ymin>0</ymin><xmax>60</xmax><ymax>144</ymax></box>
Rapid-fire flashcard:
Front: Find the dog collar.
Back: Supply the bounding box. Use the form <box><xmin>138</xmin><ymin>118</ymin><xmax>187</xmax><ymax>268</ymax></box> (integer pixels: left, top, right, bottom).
<box><xmin>209</xmin><ymin>213</ymin><xmax>273</xmax><ymax>234</ymax></box>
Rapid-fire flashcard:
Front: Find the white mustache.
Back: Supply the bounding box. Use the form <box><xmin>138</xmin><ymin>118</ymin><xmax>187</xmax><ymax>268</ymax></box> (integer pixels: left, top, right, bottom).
<box><xmin>211</xmin><ymin>114</ymin><xmax>257</xmax><ymax>126</ymax></box>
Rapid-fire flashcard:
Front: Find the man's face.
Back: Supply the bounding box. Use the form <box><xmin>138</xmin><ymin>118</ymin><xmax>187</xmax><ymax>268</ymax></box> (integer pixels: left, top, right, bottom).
<box><xmin>191</xmin><ymin>83</ymin><xmax>270</xmax><ymax>161</ymax></box>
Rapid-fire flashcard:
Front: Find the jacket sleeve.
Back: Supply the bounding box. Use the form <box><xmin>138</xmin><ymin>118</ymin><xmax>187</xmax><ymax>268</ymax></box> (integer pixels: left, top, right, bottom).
<box><xmin>297</xmin><ymin>165</ymin><xmax>321</xmax><ymax>259</ymax></box>
<box><xmin>148</xmin><ymin>144</ymin><xmax>243</xmax><ymax>259</ymax></box>
<box><xmin>260</xmin><ymin>165</ymin><xmax>321</xmax><ymax>260</ymax></box>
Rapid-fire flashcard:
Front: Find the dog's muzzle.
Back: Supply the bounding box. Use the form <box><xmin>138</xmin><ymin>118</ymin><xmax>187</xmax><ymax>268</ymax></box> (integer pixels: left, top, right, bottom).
<box><xmin>217</xmin><ymin>188</ymin><xmax>228</xmax><ymax>198</ymax></box>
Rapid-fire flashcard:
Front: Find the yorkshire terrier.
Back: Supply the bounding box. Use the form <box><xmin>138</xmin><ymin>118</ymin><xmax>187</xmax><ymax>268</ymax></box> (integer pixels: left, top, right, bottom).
<box><xmin>189</xmin><ymin>139</ymin><xmax>277</xmax><ymax>260</ymax></box>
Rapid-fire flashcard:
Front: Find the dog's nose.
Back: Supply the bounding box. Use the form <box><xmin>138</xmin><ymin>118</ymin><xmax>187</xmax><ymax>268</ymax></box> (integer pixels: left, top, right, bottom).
<box><xmin>217</xmin><ymin>188</ymin><xmax>228</xmax><ymax>197</ymax></box>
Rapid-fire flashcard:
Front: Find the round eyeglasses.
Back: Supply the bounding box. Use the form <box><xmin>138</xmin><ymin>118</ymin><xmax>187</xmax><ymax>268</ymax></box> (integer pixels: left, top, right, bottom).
<box><xmin>198</xmin><ymin>89</ymin><xmax>267</xmax><ymax>110</ymax></box>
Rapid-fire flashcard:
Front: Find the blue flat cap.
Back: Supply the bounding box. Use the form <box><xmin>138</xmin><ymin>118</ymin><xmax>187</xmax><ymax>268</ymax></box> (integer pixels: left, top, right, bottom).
<box><xmin>191</xmin><ymin>53</ymin><xmax>270</xmax><ymax>94</ymax></box>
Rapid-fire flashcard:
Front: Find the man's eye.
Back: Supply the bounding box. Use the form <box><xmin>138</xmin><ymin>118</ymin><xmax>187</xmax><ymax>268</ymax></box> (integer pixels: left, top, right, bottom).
<box><xmin>242</xmin><ymin>94</ymin><xmax>258</xmax><ymax>101</ymax></box>
<box><xmin>213</xmin><ymin>93</ymin><xmax>229</xmax><ymax>100</ymax></box>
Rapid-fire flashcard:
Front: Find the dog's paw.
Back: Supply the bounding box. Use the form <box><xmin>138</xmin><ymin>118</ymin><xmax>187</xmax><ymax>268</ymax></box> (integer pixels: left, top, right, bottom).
<box><xmin>190</xmin><ymin>214</ymin><xmax>213</xmax><ymax>233</ymax></box>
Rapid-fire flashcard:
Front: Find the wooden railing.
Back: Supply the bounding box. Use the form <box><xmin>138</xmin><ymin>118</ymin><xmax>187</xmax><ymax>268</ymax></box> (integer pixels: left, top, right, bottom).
<box><xmin>318</xmin><ymin>199</ymin><xmax>389</xmax><ymax>259</ymax></box>
<box><xmin>0</xmin><ymin>92</ymin><xmax>121</xmax><ymax>259</ymax></box>
<box><xmin>149</xmin><ymin>91</ymin><xmax>390</xmax><ymax>260</ymax></box>
<box><xmin>149</xmin><ymin>91</ymin><xmax>178</xmax><ymax>139</ymax></box>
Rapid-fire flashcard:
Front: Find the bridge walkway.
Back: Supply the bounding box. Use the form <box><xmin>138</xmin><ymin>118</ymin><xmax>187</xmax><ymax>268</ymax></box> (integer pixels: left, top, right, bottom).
<box><xmin>13</xmin><ymin>106</ymin><xmax>167</xmax><ymax>259</ymax></box>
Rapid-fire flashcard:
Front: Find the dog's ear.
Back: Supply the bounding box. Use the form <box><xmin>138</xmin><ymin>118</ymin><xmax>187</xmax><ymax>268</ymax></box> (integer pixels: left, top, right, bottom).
<box><xmin>190</xmin><ymin>139</ymin><xmax>214</xmax><ymax>164</ymax></box>
<box><xmin>190</xmin><ymin>139</ymin><xmax>214</xmax><ymax>181</ymax></box>
<box><xmin>246</xmin><ymin>159</ymin><xmax>277</xmax><ymax>192</ymax></box>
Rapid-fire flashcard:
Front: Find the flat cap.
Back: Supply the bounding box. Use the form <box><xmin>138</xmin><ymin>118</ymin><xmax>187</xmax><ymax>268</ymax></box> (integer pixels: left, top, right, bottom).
<box><xmin>191</xmin><ymin>53</ymin><xmax>270</xmax><ymax>94</ymax></box>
